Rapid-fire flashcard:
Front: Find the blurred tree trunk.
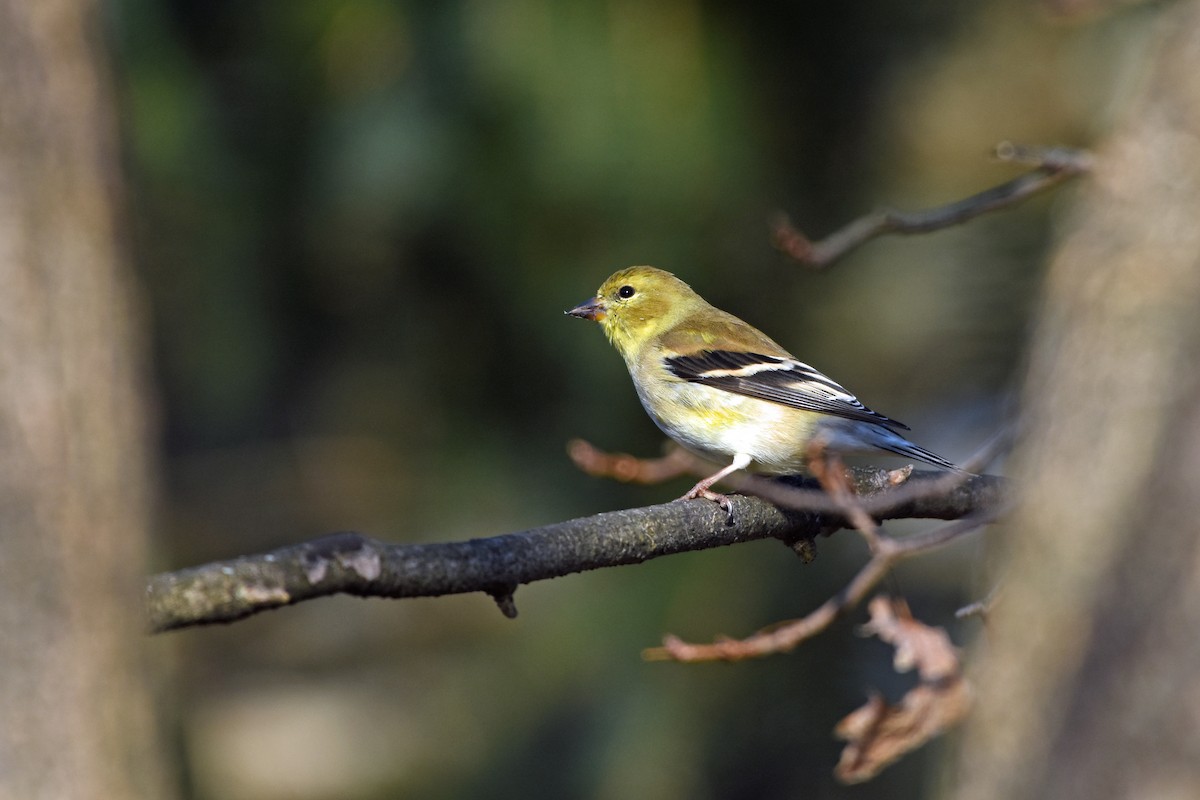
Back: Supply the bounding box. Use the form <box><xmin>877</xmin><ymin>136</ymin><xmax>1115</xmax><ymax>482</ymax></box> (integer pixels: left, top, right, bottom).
<box><xmin>952</xmin><ymin>2</ymin><xmax>1200</xmax><ymax>798</ymax></box>
<box><xmin>0</xmin><ymin>1</ymin><xmax>173</xmax><ymax>798</ymax></box>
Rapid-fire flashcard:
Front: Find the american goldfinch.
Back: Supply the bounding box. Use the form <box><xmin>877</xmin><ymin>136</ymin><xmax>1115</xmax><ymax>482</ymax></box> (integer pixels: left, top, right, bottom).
<box><xmin>567</xmin><ymin>266</ymin><xmax>957</xmax><ymax>509</ymax></box>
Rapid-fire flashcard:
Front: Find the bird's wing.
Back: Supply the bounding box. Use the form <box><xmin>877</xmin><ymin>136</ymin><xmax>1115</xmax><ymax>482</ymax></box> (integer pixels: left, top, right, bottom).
<box><xmin>664</xmin><ymin>349</ymin><xmax>909</xmax><ymax>430</ymax></box>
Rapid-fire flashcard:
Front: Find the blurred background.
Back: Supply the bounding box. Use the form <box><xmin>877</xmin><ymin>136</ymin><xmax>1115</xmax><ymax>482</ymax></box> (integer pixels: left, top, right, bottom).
<box><xmin>107</xmin><ymin>1</ymin><xmax>1155</xmax><ymax>797</ymax></box>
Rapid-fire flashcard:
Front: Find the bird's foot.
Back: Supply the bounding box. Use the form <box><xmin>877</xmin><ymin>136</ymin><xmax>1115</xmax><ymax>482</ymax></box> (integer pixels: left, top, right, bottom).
<box><xmin>682</xmin><ymin>483</ymin><xmax>736</xmax><ymax>522</ymax></box>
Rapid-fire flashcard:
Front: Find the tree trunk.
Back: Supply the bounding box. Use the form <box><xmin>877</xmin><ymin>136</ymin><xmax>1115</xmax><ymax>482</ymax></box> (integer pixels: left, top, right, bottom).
<box><xmin>953</xmin><ymin>2</ymin><xmax>1200</xmax><ymax>798</ymax></box>
<box><xmin>0</xmin><ymin>1</ymin><xmax>173</xmax><ymax>798</ymax></box>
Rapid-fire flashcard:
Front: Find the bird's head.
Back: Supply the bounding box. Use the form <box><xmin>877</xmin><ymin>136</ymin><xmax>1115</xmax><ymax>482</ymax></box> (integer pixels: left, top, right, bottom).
<box><xmin>567</xmin><ymin>266</ymin><xmax>701</xmax><ymax>360</ymax></box>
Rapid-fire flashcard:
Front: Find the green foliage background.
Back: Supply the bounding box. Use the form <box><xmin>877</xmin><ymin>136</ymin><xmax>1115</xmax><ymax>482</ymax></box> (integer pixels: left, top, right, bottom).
<box><xmin>113</xmin><ymin>1</ymin><xmax>1151</xmax><ymax>797</ymax></box>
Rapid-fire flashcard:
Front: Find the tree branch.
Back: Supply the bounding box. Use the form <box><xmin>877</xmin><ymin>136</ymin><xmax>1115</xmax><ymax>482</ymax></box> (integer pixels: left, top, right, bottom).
<box><xmin>773</xmin><ymin>142</ymin><xmax>1093</xmax><ymax>267</ymax></box>
<box><xmin>146</xmin><ymin>470</ymin><xmax>1007</xmax><ymax>633</ymax></box>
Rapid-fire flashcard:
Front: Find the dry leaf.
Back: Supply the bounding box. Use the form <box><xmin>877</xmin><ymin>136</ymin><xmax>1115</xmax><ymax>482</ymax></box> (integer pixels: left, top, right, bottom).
<box><xmin>858</xmin><ymin>595</ymin><xmax>960</xmax><ymax>680</ymax></box>
<box><xmin>834</xmin><ymin>596</ymin><xmax>972</xmax><ymax>783</ymax></box>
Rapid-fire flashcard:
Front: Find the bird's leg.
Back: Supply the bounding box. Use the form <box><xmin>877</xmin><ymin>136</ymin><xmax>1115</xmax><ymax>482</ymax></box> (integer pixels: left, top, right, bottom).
<box><xmin>681</xmin><ymin>453</ymin><xmax>751</xmax><ymax>519</ymax></box>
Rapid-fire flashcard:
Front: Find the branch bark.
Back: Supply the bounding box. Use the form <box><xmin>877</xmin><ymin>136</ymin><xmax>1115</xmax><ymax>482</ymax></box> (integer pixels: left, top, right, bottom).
<box><xmin>147</xmin><ymin>471</ymin><xmax>1006</xmax><ymax>633</ymax></box>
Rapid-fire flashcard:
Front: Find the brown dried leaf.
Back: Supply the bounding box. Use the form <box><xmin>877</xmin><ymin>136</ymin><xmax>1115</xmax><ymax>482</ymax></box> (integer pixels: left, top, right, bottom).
<box><xmin>834</xmin><ymin>678</ymin><xmax>971</xmax><ymax>783</ymax></box>
<box><xmin>834</xmin><ymin>596</ymin><xmax>972</xmax><ymax>783</ymax></box>
<box><xmin>859</xmin><ymin>595</ymin><xmax>960</xmax><ymax>681</ymax></box>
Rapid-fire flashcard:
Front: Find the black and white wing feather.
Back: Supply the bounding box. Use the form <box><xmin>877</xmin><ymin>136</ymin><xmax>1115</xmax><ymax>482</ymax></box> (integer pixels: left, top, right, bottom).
<box><xmin>664</xmin><ymin>350</ymin><xmax>909</xmax><ymax>431</ymax></box>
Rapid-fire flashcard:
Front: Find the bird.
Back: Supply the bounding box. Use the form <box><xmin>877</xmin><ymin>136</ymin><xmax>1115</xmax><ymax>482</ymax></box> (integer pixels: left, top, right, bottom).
<box><xmin>566</xmin><ymin>266</ymin><xmax>958</xmax><ymax>511</ymax></box>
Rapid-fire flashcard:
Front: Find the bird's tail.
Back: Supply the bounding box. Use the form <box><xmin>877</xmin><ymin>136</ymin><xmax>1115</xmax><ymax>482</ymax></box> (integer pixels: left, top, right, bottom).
<box><xmin>821</xmin><ymin>420</ymin><xmax>963</xmax><ymax>472</ymax></box>
<box><xmin>878</xmin><ymin>438</ymin><xmax>962</xmax><ymax>472</ymax></box>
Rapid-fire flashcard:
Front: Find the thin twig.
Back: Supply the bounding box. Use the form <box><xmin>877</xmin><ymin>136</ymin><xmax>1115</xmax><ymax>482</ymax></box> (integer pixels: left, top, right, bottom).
<box><xmin>644</xmin><ymin>508</ymin><xmax>1004</xmax><ymax>663</ymax></box>
<box><xmin>956</xmin><ymin>584</ymin><xmax>1003</xmax><ymax>621</ymax></box>
<box><xmin>646</xmin><ymin>549</ymin><xmax>896</xmax><ymax>663</ymax></box>
<box><xmin>806</xmin><ymin>442</ymin><xmax>887</xmax><ymax>552</ymax></box>
<box><xmin>566</xmin><ymin>438</ymin><xmax>694</xmax><ymax>483</ymax></box>
<box><xmin>773</xmin><ymin>142</ymin><xmax>1093</xmax><ymax>268</ymax></box>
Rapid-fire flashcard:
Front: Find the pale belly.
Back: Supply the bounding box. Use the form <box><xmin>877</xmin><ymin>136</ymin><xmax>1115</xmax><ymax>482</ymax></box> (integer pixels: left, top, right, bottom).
<box><xmin>633</xmin><ymin>378</ymin><xmax>819</xmax><ymax>474</ymax></box>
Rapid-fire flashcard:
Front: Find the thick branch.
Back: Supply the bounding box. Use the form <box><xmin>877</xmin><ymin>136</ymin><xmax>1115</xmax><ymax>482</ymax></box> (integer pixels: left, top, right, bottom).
<box><xmin>147</xmin><ymin>471</ymin><xmax>1005</xmax><ymax>633</ymax></box>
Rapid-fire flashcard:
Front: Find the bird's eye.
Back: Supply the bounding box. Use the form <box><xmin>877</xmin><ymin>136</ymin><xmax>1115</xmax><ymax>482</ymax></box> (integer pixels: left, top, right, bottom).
<box><xmin>618</xmin><ymin>285</ymin><xmax>636</xmax><ymax>299</ymax></box>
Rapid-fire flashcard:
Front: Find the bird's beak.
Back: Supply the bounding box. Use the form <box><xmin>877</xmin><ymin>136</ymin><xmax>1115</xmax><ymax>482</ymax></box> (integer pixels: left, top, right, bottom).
<box><xmin>566</xmin><ymin>296</ymin><xmax>606</xmax><ymax>322</ymax></box>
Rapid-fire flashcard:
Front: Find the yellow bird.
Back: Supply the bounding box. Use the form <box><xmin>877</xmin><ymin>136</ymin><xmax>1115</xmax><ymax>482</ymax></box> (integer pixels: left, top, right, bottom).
<box><xmin>567</xmin><ymin>266</ymin><xmax>957</xmax><ymax>510</ymax></box>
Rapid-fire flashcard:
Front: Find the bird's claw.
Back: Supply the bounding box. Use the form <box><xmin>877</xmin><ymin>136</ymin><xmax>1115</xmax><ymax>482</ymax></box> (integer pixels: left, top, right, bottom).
<box><xmin>682</xmin><ymin>487</ymin><xmax>736</xmax><ymax>523</ymax></box>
